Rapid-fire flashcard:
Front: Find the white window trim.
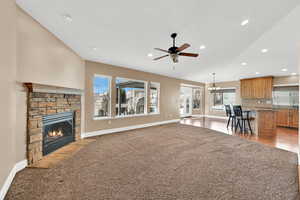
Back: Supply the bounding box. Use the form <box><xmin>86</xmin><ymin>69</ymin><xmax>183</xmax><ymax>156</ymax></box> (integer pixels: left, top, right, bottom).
<box><xmin>115</xmin><ymin>77</ymin><xmax>148</xmax><ymax>117</ymax></box>
<box><xmin>93</xmin><ymin>74</ymin><xmax>112</xmax><ymax>120</ymax></box>
<box><xmin>149</xmin><ymin>82</ymin><xmax>160</xmax><ymax>114</ymax></box>
<box><xmin>115</xmin><ymin>113</ymin><xmax>149</xmax><ymax>119</ymax></box>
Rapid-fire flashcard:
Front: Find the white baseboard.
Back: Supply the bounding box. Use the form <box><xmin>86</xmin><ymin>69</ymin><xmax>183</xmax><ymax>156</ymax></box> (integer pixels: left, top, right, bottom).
<box><xmin>191</xmin><ymin>114</ymin><xmax>205</xmax><ymax>118</ymax></box>
<box><xmin>190</xmin><ymin>115</ymin><xmax>227</xmax><ymax>120</ymax></box>
<box><xmin>0</xmin><ymin>159</ymin><xmax>27</xmax><ymax>200</ymax></box>
<box><xmin>82</xmin><ymin>119</ymin><xmax>180</xmax><ymax>138</ymax></box>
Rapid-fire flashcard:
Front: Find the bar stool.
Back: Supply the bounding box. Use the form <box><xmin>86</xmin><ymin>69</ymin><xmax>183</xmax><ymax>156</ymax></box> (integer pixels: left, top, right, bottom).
<box><xmin>233</xmin><ymin>105</ymin><xmax>253</xmax><ymax>134</ymax></box>
<box><xmin>225</xmin><ymin>105</ymin><xmax>235</xmax><ymax>130</ymax></box>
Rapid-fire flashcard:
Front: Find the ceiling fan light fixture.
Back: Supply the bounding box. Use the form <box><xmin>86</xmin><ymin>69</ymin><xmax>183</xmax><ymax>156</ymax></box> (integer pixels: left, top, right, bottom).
<box><xmin>171</xmin><ymin>53</ymin><xmax>178</xmax><ymax>63</ymax></box>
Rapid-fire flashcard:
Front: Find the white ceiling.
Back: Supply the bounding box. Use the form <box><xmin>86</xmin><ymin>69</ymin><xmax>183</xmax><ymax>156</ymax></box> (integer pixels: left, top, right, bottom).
<box><xmin>17</xmin><ymin>0</ymin><xmax>300</xmax><ymax>83</ymax></box>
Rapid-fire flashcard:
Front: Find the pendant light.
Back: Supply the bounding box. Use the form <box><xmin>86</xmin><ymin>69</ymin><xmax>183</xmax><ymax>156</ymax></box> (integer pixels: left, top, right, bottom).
<box><xmin>208</xmin><ymin>73</ymin><xmax>220</xmax><ymax>91</ymax></box>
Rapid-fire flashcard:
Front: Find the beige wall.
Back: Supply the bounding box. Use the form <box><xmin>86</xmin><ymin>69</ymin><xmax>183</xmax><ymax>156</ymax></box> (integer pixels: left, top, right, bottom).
<box><xmin>0</xmin><ymin>0</ymin><xmax>17</xmax><ymax>191</ymax></box>
<box><xmin>85</xmin><ymin>61</ymin><xmax>205</xmax><ymax>133</ymax></box>
<box><xmin>17</xmin><ymin>7</ymin><xmax>85</xmax><ymax>90</ymax></box>
<box><xmin>273</xmin><ymin>75</ymin><xmax>299</xmax><ymax>85</ymax></box>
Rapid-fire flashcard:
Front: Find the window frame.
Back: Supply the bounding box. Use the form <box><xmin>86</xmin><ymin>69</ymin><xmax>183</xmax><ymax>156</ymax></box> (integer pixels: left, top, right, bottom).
<box><xmin>211</xmin><ymin>88</ymin><xmax>236</xmax><ymax>111</ymax></box>
<box><xmin>149</xmin><ymin>82</ymin><xmax>160</xmax><ymax>115</ymax></box>
<box><xmin>115</xmin><ymin>77</ymin><xmax>148</xmax><ymax>117</ymax></box>
<box><xmin>93</xmin><ymin>74</ymin><xmax>112</xmax><ymax>120</ymax></box>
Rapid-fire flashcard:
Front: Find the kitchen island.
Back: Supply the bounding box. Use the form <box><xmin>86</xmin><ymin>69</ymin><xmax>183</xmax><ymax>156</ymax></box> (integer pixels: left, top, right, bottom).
<box><xmin>244</xmin><ymin>108</ymin><xmax>277</xmax><ymax>137</ymax></box>
<box><xmin>254</xmin><ymin>109</ymin><xmax>277</xmax><ymax>137</ymax></box>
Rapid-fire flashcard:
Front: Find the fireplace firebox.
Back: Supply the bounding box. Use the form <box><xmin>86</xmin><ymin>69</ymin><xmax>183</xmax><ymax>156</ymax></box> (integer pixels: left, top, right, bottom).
<box><xmin>42</xmin><ymin>111</ymin><xmax>75</xmax><ymax>155</ymax></box>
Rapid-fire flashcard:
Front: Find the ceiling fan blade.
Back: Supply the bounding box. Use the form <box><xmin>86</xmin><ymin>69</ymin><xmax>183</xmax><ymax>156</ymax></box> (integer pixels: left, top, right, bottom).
<box><xmin>154</xmin><ymin>48</ymin><xmax>169</xmax><ymax>53</ymax></box>
<box><xmin>178</xmin><ymin>52</ymin><xmax>199</xmax><ymax>57</ymax></box>
<box><xmin>177</xmin><ymin>43</ymin><xmax>191</xmax><ymax>52</ymax></box>
<box><xmin>153</xmin><ymin>54</ymin><xmax>169</xmax><ymax>60</ymax></box>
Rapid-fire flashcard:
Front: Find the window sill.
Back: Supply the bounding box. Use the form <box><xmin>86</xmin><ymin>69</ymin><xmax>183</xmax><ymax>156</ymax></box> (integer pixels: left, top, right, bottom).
<box><xmin>115</xmin><ymin>113</ymin><xmax>148</xmax><ymax>118</ymax></box>
<box><xmin>93</xmin><ymin>116</ymin><xmax>113</xmax><ymax>121</ymax></box>
<box><xmin>211</xmin><ymin>108</ymin><xmax>224</xmax><ymax>111</ymax></box>
<box><xmin>148</xmin><ymin>112</ymin><xmax>160</xmax><ymax>115</ymax></box>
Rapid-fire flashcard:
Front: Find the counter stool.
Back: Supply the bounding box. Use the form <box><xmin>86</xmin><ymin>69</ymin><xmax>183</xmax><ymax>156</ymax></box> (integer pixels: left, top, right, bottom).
<box><xmin>233</xmin><ymin>105</ymin><xmax>253</xmax><ymax>134</ymax></box>
<box><xmin>225</xmin><ymin>105</ymin><xmax>235</xmax><ymax>130</ymax></box>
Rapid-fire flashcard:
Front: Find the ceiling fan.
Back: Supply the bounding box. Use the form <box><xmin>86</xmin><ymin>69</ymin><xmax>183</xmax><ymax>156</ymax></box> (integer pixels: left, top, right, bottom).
<box><xmin>153</xmin><ymin>33</ymin><xmax>199</xmax><ymax>63</ymax></box>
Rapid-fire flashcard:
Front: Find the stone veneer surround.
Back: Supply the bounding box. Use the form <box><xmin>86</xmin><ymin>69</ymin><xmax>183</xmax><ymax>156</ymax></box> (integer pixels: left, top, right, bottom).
<box><xmin>25</xmin><ymin>83</ymin><xmax>82</xmax><ymax>165</ymax></box>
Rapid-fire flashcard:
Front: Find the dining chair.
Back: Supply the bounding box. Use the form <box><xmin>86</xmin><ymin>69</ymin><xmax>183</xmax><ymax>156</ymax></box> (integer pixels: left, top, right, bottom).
<box><xmin>225</xmin><ymin>105</ymin><xmax>235</xmax><ymax>130</ymax></box>
<box><xmin>232</xmin><ymin>105</ymin><xmax>253</xmax><ymax>134</ymax></box>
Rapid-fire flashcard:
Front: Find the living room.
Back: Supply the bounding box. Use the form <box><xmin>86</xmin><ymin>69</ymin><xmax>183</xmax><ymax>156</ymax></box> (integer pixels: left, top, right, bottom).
<box><xmin>1</xmin><ymin>0</ymin><xmax>300</xmax><ymax>199</ymax></box>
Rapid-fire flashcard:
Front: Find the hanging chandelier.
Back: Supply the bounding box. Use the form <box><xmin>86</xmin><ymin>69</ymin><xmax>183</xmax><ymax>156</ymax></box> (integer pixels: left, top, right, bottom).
<box><xmin>208</xmin><ymin>73</ymin><xmax>220</xmax><ymax>91</ymax></box>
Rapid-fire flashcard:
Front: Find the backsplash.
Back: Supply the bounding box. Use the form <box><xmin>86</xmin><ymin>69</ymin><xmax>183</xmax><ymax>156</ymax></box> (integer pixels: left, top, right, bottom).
<box><xmin>241</xmin><ymin>99</ymin><xmax>273</xmax><ymax>108</ymax></box>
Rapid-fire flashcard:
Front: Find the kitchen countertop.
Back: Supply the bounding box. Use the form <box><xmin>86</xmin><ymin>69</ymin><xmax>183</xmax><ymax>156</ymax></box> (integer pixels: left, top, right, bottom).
<box><xmin>272</xmin><ymin>105</ymin><xmax>299</xmax><ymax>109</ymax></box>
<box><xmin>242</xmin><ymin>105</ymin><xmax>298</xmax><ymax>111</ymax></box>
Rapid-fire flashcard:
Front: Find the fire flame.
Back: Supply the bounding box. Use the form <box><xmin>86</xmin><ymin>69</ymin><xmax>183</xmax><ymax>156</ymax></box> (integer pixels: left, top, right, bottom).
<box><xmin>48</xmin><ymin>130</ymin><xmax>63</xmax><ymax>137</ymax></box>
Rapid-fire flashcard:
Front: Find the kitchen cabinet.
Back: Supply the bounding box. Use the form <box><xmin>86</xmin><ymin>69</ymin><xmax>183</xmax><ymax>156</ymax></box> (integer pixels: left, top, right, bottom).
<box><xmin>290</xmin><ymin>109</ymin><xmax>299</xmax><ymax>128</ymax></box>
<box><xmin>276</xmin><ymin>109</ymin><xmax>290</xmax><ymax>127</ymax></box>
<box><xmin>240</xmin><ymin>76</ymin><xmax>273</xmax><ymax>99</ymax></box>
<box><xmin>276</xmin><ymin>109</ymin><xmax>298</xmax><ymax>128</ymax></box>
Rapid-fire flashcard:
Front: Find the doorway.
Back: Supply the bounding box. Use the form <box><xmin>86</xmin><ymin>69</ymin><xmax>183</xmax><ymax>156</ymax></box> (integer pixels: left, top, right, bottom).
<box><xmin>180</xmin><ymin>87</ymin><xmax>193</xmax><ymax>117</ymax></box>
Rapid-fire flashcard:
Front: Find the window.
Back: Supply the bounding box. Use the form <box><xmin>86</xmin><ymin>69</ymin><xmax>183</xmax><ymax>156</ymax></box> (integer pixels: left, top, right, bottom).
<box><xmin>273</xmin><ymin>86</ymin><xmax>299</xmax><ymax>106</ymax></box>
<box><xmin>116</xmin><ymin>78</ymin><xmax>146</xmax><ymax>116</ymax></box>
<box><xmin>150</xmin><ymin>82</ymin><xmax>160</xmax><ymax>114</ymax></box>
<box><xmin>93</xmin><ymin>75</ymin><xmax>111</xmax><ymax>118</ymax></box>
<box><xmin>211</xmin><ymin>89</ymin><xmax>236</xmax><ymax>110</ymax></box>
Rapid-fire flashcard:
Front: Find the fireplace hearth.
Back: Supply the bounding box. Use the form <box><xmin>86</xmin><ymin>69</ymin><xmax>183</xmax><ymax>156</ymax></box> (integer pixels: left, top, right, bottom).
<box><xmin>43</xmin><ymin>111</ymin><xmax>75</xmax><ymax>155</ymax></box>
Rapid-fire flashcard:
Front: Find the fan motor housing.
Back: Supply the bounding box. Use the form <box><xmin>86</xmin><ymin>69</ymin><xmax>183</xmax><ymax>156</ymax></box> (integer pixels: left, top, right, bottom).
<box><xmin>168</xmin><ymin>46</ymin><xmax>178</xmax><ymax>53</ymax></box>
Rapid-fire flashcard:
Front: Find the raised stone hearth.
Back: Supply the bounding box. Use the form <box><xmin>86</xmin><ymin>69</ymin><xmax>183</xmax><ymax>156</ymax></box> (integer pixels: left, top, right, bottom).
<box><xmin>25</xmin><ymin>83</ymin><xmax>82</xmax><ymax>165</ymax></box>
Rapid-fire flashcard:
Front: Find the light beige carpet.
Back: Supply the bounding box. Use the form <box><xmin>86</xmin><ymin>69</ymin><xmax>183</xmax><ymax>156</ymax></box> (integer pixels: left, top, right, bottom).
<box><xmin>5</xmin><ymin>123</ymin><xmax>299</xmax><ymax>200</ymax></box>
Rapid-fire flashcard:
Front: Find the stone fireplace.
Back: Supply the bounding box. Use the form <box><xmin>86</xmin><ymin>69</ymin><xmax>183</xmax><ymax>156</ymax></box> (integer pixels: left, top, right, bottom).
<box><xmin>25</xmin><ymin>83</ymin><xmax>82</xmax><ymax>165</ymax></box>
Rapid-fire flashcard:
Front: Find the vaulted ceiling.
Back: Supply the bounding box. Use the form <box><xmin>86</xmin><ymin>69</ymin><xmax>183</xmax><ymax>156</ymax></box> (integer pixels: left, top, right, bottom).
<box><xmin>17</xmin><ymin>0</ymin><xmax>300</xmax><ymax>83</ymax></box>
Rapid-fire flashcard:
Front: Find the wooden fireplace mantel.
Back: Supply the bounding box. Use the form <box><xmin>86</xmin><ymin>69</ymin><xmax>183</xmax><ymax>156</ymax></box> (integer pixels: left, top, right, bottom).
<box><xmin>24</xmin><ymin>82</ymin><xmax>84</xmax><ymax>95</ymax></box>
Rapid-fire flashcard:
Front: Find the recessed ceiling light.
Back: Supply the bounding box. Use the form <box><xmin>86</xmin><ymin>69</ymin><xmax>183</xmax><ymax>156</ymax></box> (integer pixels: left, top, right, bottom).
<box><xmin>241</xmin><ymin>62</ymin><xmax>247</xmax><ymax>66</ymax></box>
<box><xmin>241</xmin><ymin>19</ymin><xmax>249</xmax><ymax>26</ymax></box>
<box><xmin>62</xmin><ymin>14</ymin><xmax>72</xmax><ymax>22</ymax></box>
<box><xmin>147</xmin><ymin>53</ymin><xmax>153</xmax><ymax>57</ymax></box>
<box><xmin>281</xmin><ymin>68</ymin><xmax>288</xmax><ymax>72</ymax></box>
<box><xmin>91</xmin><ymin>47</ymin><xmax>98</xmax><ymax>51</ymax></box>
<box><xmin>261</xmin><ymin>49</ymin><xmax>268</xmax><ymax>53</ymax></box>
<box><xmin>200</xmin><ymin>45</ymin><xmax>206</xmax><ymax>50</ymax></box>
<box><xmin>255</xmin><ymin>72</ymin><xmax>260</xmax><ymax>75</ymax></box>
<box><xmin>291</xmin><ymin>73</ymin><xmax>297</xmax><ymax>76</ymax></box>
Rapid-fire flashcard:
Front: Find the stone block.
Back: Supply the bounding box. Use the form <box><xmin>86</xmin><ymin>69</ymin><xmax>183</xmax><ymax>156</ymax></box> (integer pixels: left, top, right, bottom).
<box><xmin>30</xmin><ymin>102</ymin><xmax>38</xmax><ymax>108</ymax></box>
<box><xmin>38</xmin><ymin>102</ymin><xmax>48</xmax><ymax>108</ymax></box>
<box><xmin>46</xmin><ymin>109</ymin><xmax>56</xmax><ymax>115</ymax></box>
<box><xmin>28</xmin><ymin>119</ymin><xmax>38</xmax><ymax>129</ymax></box>
<box><xmin>30</xmin><ymin>134</ymin><xmax>42</xmax><ymax>143</ymax></box>
<box><xmin>29</xmin><ymin>128</ymin><xmax>42</xmax><ymax>136</ymax></box>
<box><xmin>31</xmin><ymin>98</ymin><xmax>45</xmax><ymax>102</ymax></box>
<box><xmin>37</xmin><ymin>108</ymin><xmax>46</xmax><ymax>115</ymax></box>
<box><xmin>47</xmin><ymin>102</ymin><xmax>56</xmax><ymax>107</ymax></box>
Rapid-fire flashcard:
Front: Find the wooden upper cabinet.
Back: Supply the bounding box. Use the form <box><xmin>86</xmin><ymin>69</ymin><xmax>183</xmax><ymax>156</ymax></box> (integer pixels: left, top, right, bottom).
<box><xmin>240</xmin><ymin>76</ymin><xmax>273</xmax><ymax>99</ymax></box>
